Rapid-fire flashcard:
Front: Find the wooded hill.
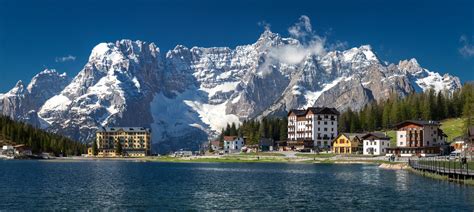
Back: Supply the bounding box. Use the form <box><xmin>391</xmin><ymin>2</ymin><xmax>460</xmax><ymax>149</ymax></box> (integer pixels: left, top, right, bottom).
<box><xmin>339</xmin><ymin>84</ymin><xmax>474</xmax><ymax>136</ymax></box>
<box><xmin>0</xmin><ymin>115</ymin><xmax>86</xmax><ymax>156</ymax></box>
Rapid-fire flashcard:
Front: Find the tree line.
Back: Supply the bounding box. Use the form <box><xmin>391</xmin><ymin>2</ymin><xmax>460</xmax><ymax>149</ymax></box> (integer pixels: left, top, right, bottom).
<box><xmin>0</xmin><ymin>115</ymin><xmax>86</xmax><ymax>156</ymax></box>
<box><xmin>339</xmin><ymin>84</ymin><xmax>474</xmax><ymax>134</ymax></box>
<box><xmin>219</xmin><ymin>84</ymin><xmax>474</xmax><ymax>143</ymax></box>
<box><xmin>219</xmin><ymin>117</ymin><xmax>288</xmax><ymax>145</ymax></box>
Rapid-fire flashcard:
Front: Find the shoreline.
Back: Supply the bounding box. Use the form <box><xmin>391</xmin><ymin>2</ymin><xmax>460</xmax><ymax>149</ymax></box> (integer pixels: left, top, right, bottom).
<box><xmin>36</xmin><ymin>154</ymin><xmax>407</xmax><ymax>167</ymax></box>
<box><xmin>407</xmin><ymin>167</ymin><xmax>474</xmax><ymax>186</ymax></box>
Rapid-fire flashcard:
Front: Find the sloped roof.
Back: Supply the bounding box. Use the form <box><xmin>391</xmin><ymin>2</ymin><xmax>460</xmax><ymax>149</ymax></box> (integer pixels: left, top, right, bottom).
<box><xmin>288</xmin><ymin>109</ymin><xmax>307</xmax><ymax>116</ymax></box>
<box><xmin>361</xmin><ymin>132</ymin><xmax>390</xmax><ymax>140</ymax></box>
<box><xmin>97</xmin><ymin>127</ymin><xmax>151</xmax><ymax>133</ymax></box>
<box><xmin>288</xmin><ymin>107</ymin><xmax>340</xmax><ymax>116</ymax></box>
<box><xmin>308</xmin><ymin>107</ymin><xmax>340</xmax><ymax>115</ymax></box>
<box><xmin>395</xmin><ymin>120</ymin><xmax>440</xmax><ymax>128</ymax></box>
<box><xmin>223</xmin><ymin>136</ymin><xmax>238</xmax><ymax>141</ymax></box>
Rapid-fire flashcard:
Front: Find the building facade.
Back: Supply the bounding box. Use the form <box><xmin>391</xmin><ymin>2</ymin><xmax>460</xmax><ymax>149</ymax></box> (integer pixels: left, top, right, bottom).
<box><xmin>362</xmin><ymin>133</ymin><xmax>391</xmax><ymax>156</ymax></box>
<box><xmin>287</xmin><ymin>107</ymin><xmax>339</xmax><ymax>150</ymax></box>
<box><xmin>332</xmin><ymin>133</ymin><xmax>363</xmax><ymax>154</ymax></box>
<box><xmin>95</xmin><ymin>127</ymin><xmax>151</xmax><ymax>157</ymax></box>
<box><xmin>386</xmin><ymin>120</ymin><xmax>447</xmax><ymax>157</ymax></box>
<box><xmin>223</xmin><ymin>136</ymin><xmax>244</xmax><ymax>153</ymax></box>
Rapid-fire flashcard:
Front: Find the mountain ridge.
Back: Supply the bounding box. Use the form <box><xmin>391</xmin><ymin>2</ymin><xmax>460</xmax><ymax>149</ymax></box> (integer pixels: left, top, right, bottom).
<box><xmin>0</xmin><ymin>30</ymin><xmax>462</xmax><ymax>152</ymax></box>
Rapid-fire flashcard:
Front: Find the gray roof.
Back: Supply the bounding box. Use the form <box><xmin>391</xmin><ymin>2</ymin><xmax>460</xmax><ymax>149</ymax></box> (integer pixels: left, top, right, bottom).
<box><xmin>343</xmin><ymin>133</ymin><xmax>365</xmax><ymax>140</ymax></box>
<box><xmin>361</xmin><ymin>132</ymin><xmax>390</xmax><ymax>140</ymax></box>
<box><xmin>288</xmin><ymin>107</ymin><xmax>340</xmax><ymax>116</ymax></box>
<box><xmin>97</xmin><ymin>127</ymin><xmax>151</xmax><ymax>133</ymax></box>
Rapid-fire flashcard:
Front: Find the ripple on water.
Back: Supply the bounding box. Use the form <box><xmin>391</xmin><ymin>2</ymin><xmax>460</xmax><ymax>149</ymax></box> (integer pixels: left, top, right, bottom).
<box><xmin>0</xmin><ymin>161</ymin><xmax>473</xmax><ymax>210</ymax></box>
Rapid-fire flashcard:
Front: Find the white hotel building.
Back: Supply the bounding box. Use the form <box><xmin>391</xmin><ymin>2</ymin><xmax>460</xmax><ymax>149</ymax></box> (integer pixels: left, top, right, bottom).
<box><xmin>287</xmin><ymin>107</ymin><xmax>339</xmax><ymax>150</ymax></box>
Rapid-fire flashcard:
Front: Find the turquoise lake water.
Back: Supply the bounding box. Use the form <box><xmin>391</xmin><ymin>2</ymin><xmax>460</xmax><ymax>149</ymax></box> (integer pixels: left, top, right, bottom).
<box><xmin>0</xmin><ymin>160</ymin><xmax>473</xmax><ymax>210</ymax></box>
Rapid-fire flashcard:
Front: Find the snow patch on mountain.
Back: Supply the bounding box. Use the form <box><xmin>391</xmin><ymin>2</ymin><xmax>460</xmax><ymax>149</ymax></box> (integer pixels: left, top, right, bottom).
<box><xmin>199</xmin><ymin>81</ymin><xmax>240</xmax><ymax>97</ymax></box>
<box><xmin>415</xmin><ymin>70</ymin><xmax>461</xmax><ymax>93</ymax></box>
<box><xmin>40</xmin><ymin>95</ymin><xmax>71</xmax><ymax>115</ymax></box>
<box><xmin>304</xmin><ymin>76</ymin><xmax>346</xmax><ymax>108</ymax></box>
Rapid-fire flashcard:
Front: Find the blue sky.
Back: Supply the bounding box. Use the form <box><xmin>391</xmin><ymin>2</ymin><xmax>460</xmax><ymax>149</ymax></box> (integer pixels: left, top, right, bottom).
<box><xmin>0</xmin><ymin>0</ymin><xmax>473</xmax><ymax>93</ymax></box>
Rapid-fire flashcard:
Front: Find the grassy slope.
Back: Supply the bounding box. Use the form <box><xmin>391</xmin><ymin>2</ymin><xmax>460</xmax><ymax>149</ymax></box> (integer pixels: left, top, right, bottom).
<box><xmin>440</xmin><ymin>118</ymin><xmax>466</xmax><ymax>142</ymax></box>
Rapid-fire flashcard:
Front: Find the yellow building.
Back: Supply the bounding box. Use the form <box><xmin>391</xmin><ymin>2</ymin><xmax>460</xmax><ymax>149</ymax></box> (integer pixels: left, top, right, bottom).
<box><xmin>332</xmin><ymin>133</ymin><xmax>363</xmax><ymax>154</ymax></box>
<box><xmin>96</xmin><ymin>127</ymin><xmax>151</xmax><ymax>157</ymax></box>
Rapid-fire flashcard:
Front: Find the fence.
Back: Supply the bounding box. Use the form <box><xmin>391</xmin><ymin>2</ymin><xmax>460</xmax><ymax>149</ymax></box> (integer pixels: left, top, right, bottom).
<box><xmin>408</xmin><ymin>157</ymin><xmax>474</xmax><ymax>180</ymax></box>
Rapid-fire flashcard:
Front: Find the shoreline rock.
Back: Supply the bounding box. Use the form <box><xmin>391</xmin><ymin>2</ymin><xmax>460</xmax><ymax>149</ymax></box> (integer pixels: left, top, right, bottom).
<box><xmin>379</xmin><ymin>163</ymin><xmax>408</xmax><ymax>170</ymax></box>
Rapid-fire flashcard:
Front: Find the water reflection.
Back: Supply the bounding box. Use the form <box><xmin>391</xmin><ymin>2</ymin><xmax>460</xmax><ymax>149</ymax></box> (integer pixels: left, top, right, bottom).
<box><xmin>0</xmin><ymin>161</ymin><xmax>473</xmax><ymax>210</ymax></box>
<box><xmin>394</xmin><ymin>170</ymin><xmax>409</xmax><ymax>191</ymax></box>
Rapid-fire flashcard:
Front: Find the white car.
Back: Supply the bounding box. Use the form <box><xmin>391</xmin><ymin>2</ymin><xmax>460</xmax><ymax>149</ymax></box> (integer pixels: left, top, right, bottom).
<box><xmin>448</xmin><ymin>151</ymin><xmax>461</xmax><ymax>160</ymax></box>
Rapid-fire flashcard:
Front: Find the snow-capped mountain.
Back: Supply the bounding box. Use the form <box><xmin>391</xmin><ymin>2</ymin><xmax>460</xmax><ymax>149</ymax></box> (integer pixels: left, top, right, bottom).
<box><xmin>0</xmin><ymin>30</ymin><xmax>461</xmax><ymax>152</ymax></box>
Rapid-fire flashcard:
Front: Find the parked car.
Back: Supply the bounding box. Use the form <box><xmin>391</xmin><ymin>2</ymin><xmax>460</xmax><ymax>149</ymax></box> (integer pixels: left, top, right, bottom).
<box><xmin>448</xmin><ymin>151</ymin><xmax>461</xmax><ymax>160</ymax></box>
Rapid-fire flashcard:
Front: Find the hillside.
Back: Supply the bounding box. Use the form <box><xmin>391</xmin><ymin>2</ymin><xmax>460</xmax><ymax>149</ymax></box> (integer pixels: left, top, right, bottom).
<box><xmin>0</xmin><ymin>115</ymin><xmax>86</xmax><ymax>156</ymax></box>
<box><xmin>440</xmin><ymin>118</ymin><xmax>466</xmax><ymax>141</ymax></box>
<box><xmin>381</xmin><ymin>118</ymin><xmax>467</xmax><ymax>147</ymax></box>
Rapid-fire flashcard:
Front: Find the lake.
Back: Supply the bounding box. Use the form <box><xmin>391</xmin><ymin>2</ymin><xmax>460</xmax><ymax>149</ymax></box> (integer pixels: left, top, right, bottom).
<box><xmin>0</xmin><ymin>160</ymin><xmax>473</xmax><ymax>210</ymax></box>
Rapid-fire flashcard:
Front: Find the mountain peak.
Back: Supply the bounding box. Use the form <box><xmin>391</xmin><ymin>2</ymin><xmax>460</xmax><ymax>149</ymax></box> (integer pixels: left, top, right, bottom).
<box><xmin>341</xmin><ymin>45</ymin><xmax>378</xmax><ymax>63</ymax></box>
<box><xmin>6</xmin><ymin>80</ymin><xmax>25</xmax><ymax>96</ymax></box>
<box><xmin>398</xmin><ymin>58</ymin><xmax>422</xmax><ymax>74</ymax></box>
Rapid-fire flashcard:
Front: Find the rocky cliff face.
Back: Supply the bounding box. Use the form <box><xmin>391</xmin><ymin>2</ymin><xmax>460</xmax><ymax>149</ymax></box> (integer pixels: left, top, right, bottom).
<box><xmin>0</xmin><ymin>31</ymin><xmax>462</xmax><ymax>153</ymax></box>
<box><xmin>1</xmin><ymin>69</ymin><xmax>70</xmax><ymax>127</ymax></box>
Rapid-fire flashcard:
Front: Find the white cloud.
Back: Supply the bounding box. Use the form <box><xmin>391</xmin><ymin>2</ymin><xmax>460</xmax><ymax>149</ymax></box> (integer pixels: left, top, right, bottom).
<box><xmin>257</xmin><ymin>21</ymin><xmax>271</xmax><ymax>31</ymax></box>
<box><xmin>288</xmin><ymin>15</ymin><xmax>313</xmax><ymax>41</ymax></box>
<box><xmin>55</xmin><ymin>55</ymin><xmax>76</xmax><ymax>62</ymax></box>
<box><xmin>256</xmin><ymin>15</ymin><xmax>330</xmax><ymax>77</ymax></box>
<box><xmin>268</xmin><ymin>15</ymin><xmax>326</xmax><ymax>65</ymax></box>
<box><xmin>459</xmin><ymin>35</ymin><xmax>474</xmax><ymax>58</ymax></box>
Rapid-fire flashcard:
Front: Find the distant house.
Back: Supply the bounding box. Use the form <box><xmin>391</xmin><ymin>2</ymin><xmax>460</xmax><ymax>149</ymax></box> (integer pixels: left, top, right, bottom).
<box><xmin>223</xmin><ymin>136</ymin><xmax>244</xmax><ymax>153</ymax></box>
<box><xmin>362</xmin><ymin>133</ymin><xmax>390</xmax><ymax>156</ymax></box>
<box><xmin>209</xmin><ymin>140</ymin><xmax>221</xmax><ymax>152</ymax></box>
<box><xmin>259</xmin><ymin>138</ymin><xmax>275</xmax><ymax>151</ymax></box>
<box><xmin>451</xmin><ymin>140</ymin><xmax>466</xmax><ymax>152</ymax></box>
<box><xmin>1</xmin><ymin>145</ymin><xmax>15</xmax><ymax>157</ymax></box>
<box><xmin>332</xmin><ymin>133</ymin><xmax>363</xmax><ymax>154</ymax></box>
<box><xmin>386</xmin><ymin>120</ymin><xmax>448</xmax><ymax>157</ymax></box>
<box><xmin>13</xmin><ymin>144</ymin><xmax>32</xmax><ymax>156</ymax></box>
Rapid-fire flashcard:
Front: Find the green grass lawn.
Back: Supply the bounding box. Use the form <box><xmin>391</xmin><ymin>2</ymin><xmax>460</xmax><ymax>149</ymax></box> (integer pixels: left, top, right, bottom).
<box><xmin>295</xmin><ymin>153</ymin><xmax>336</xmax><ymax>158</ymax></box>
<box><xmin>239</xmin><ymin>152</ymin><xmax>285</xmax><ymax>157</ymax></box>
<box><xmin>440</xmin><ymin>118</ymin><xmax>466</xmax><ymax>142</ymax></box>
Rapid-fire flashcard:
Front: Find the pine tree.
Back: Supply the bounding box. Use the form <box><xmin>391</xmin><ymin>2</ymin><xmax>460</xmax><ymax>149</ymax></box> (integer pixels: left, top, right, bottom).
<box><xmin>92</xmin><ymin>140</ymin><xmax>98</xmax><ymax>156</ymax></box>
<box><xmin>115</xmin><ymin>141</ymin><xmax>123</xmax><ymax>156</ymax></box>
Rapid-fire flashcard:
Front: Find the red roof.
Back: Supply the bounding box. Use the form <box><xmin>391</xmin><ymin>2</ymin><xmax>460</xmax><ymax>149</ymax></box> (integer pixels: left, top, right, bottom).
<box><xmin>223</xmin><ymin>136</ymin><xmax>237</xmax><ymax>141</ymax></box>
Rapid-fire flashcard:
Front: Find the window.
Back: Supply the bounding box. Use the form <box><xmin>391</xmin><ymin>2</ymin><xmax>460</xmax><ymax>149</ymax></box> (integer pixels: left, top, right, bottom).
<box><xmin>324</xmin><ymin>121</ymin><xmax>327</xmax><ymax>125</ymax></box>
<box><xmin>400</xmin><ymin>135</ymin><xmax>403</xmax><ymax>138</ymax></box>
<box><xmin>324</xmin><ymin>128</ymin><xmax>327</xmax><ymax>131</ymax></box>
